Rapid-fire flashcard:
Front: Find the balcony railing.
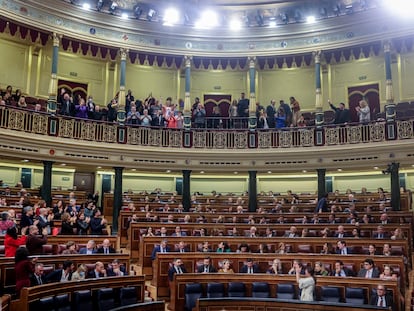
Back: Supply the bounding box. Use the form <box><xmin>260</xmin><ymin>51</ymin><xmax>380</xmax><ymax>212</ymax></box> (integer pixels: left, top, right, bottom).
<box><xmin>0</xmin><ymin>106</ymin><xmax>413</xmax><ymax>149</ymax></box>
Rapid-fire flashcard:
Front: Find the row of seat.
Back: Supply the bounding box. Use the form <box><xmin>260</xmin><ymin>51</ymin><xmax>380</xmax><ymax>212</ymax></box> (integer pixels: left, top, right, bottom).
<box><xmin>184</xmin><ymin>282</ymin><xmax>373</xmax><ymax>311</ymax></box>
<box><xmin>34</xmin><ymin>287</ymin><xmax>138</xmax><ymax>311</ymax></box>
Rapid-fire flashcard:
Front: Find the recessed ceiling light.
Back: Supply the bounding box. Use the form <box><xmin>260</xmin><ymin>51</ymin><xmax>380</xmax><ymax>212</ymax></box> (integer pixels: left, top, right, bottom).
<box><xmin>200</xmin><ymin>171</ymin><xmax>205</xmax><ymax>174</ymax></box>
<box><xmin>267</xmin><ymin>171</ymin><xmax>272</xmax><ymax>174</ymax></box>
<box><xmin>22</xmin><ymin>159</ymin><xmax>29</xmax><ymax>162</ymax></box>
<box><xmin>302</xmin><ymin>170</ymin><xmax>307</xmax><ymax>173</ymax></box>
<box><xmin>121</xmin><ymin>13</ymin><xmax>128</xmax><ymax>19</ymax></box>
<box><xmin>306</xmin><ymin>15</ymin><xmax>316</xmax><ymax>24</ymax></box>
<box><xmin>97</xmin><ymin>166</ymin><xmax>102</xmax><ymax>169</ymax></box>
<box><xmin>60</xmin><ymin>163</ymin><xmax>66</xmax><ymax>166</ymax></box>
<box><xmin>337</xmin><ymin>168</ymin><xmax>342</xmax><ymax>172</ymax></box>
<box><xmin>166</xmin><ymin>170</ymin><xmax>171</xmax><ymax>173</ymax></box>
<box><xmin>234</xmin><ymin>171</ymin><xmax>238</xmax><ymax>175</ymax></box>
<box><xmin>82</xmin><ymin>3</ymin><xmax>90</xmax><ymax>10</ymax></box>
<box><xmin>131</xmin><ymin>169</ymin><xmax>136</xmax><ymax>171</ymax></box>
<box><xmin>374</xmin><ymin>166</ymin><xmax>379</xmax><ymax>170</ymax></box>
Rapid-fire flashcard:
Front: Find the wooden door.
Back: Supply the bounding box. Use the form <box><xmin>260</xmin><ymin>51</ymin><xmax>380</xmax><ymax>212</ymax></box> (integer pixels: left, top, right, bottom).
<box><xmin>347</xmin><ymin>83</ymin><xmax>380</xmax><ymax>122</ymax></box>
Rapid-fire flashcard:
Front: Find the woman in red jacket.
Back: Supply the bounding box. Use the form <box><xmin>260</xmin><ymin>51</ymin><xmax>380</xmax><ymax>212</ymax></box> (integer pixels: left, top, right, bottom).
<box><xmin>5</xmin><ymin>226</ymin><xmax>27</xmax><ymax>257</ymax></box>
<box><xmin>15</xmin><ymin>247</ymin><xmax>36</xmax><ymax>296</ymax></box>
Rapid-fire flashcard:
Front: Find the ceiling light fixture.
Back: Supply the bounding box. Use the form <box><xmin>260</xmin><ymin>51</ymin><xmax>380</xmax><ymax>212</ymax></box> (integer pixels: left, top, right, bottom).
<box><xmin>163</xmin><ymin>8</ymin><xmax>179</xmax><ymax>26</ymax></box>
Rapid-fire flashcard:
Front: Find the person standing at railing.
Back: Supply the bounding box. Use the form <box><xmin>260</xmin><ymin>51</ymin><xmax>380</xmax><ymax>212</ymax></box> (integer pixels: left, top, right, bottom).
<box><xmin>356</xmin><ymin>99</ymin><xmax>371</xmax><ymax>123</ymax></box>
<box><xmin>237</xmin><ymin>92</ymin><xmax>249</xmax><ymax>128</ymax></box>
<box><xmin>228</xmin><ymin>99</ymin><xmax>238</xmax><ymax>128</ymax></box>
<box><xmin>193</xmin><ymin>102</ymin><xmax>206</xmax><ymax>128</ymax></box>
<box><xmin>329</xmin><ymin>100</ymin><xmax>350</xmax><ymax>124</ymax></box>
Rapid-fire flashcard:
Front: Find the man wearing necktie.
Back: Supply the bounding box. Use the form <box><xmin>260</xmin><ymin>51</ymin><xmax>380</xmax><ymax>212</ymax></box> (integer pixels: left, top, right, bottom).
<box><xmin>370</xmin><ymin>285</ymin><xmax>393</xmax><ymax>308</ymax></box>
<box><xmin>241</xmin><ymin>258</ymin><xmax>259</xmax><ymax>274</ymax></box>
<box><xmin>151</xmin><ymin>239</ymin><xmax>170</xmax><ymax>260</ymax></box>
<box><xmin>197</xmin><ymin>257</ymin><xmax>217</xmax><ymax>273</ymax></box>
<box><xmin>30</xmin><ymin>263</ymin><xmax>46</xmax><ymax>286</ymax></box>
<box><xmin>357</xmin><ymin>259</ymin><xmax>380</xmax><ymax>278</ymax></box>
<box><xmin>168</xmin><ymin>258</ymin><xmax>187</xmax><ymax>281</ymax></box>
<box><xmin>97</xmin><ymin>239</ymin><xmax>115</xmax><ymax>254</ymax></box>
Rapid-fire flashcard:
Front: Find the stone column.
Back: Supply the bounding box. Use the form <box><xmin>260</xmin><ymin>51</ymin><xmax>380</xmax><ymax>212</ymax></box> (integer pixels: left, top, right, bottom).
<box><xmin>389</xmin><ymin>162</ymin><xmax>400</xmax><ymax>211</ymax></box>
<box><xmin>113</xmin><ymin>167</ymin><xmax>124</xmax><ymax>234</ymax></box>
<box><xmin>117</xmin><ymin>48</ymin><xmax>128</xmax><ymax>124</ymax></box>
<box><xmin>314</xmin><ymin>50</ymin><xmax>324</xmax><ymax>126</ymax></box>
<box><xmin>317</xmin><ymin>168</ymin><xmax>326</xmax><ymax>200</ymax></box>
<box><xmin>183</xmin><ymin>56</ymin><xmax>192</xmax><ymax>130</ymax></box>
<box><xmin>41</xmin><ymin>161</ymin><xmax>54</xmax><ymax>207</ymax></box>
<box><xmin>47</xmin><ymin>33</ymin><xmax>61</xmax><ymax>114</ymax></box>
<box><xmin>182</xmin><ymin>170</ymin><xmax>192</xmax><ymax>212</ymax></box>
<box><xmin>384</xmin><ymin>41</ymin><xmax>395</xmax><ymax>122</ymax></box>
<box><xmin>248</xmin><ymin>171</ymin><xmax>257</xmax><ymax>212</ymax></box>
<box><xmin>248</xmin><ymin>56</ymin><xmax>257</xmax><ymax>130</ymax></box>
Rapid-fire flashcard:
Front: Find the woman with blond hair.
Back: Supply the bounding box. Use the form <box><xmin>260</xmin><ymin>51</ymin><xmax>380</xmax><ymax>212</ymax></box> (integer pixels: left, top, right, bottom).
<box><xmin>218</xmin><ymin>259</ymin><xmax>234</xmax><ymax>273</ymax></box>
<box><xmin>356</xmin><ymin>99</ymin><xmax>370</xmax><ymax>123</ymax></box>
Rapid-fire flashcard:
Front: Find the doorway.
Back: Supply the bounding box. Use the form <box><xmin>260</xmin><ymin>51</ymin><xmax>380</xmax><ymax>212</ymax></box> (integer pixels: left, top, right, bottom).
<box><xmin>347</xmin><ymin>83</ymin><xmax>380</xmax><ymax>122</ymax></box>
<box><xmin>203</xmin><ymin>94</ymin><xmax>232</xmax><ymax>128</ymax></box>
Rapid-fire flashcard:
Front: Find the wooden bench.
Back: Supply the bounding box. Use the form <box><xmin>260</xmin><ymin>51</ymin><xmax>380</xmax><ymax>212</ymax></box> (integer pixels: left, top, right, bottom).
<box><xmin>0</xmin><ymin>253</ymin><xmax>130</xmax><ymax>294</ymax></box>
<box><xmin>118</xmin><ymin>210</ymin><xmax>413</xmax><ymax>246</ymax></box>
<box><xmin>2</xmin><ymin>294</ymin><xmax>11</xmax><ymax>311</ymax></box>
<box><xmin>138</xmin><ymin>236</ymin><xmax>410</xmax><ymax>281</ymax></box>
<box><xmin>11</xmin><ymin>275</ymin><xmax>145</xmax><ymax>311</ymax></box>
<box><xmin>196</xmin><ymin>297</ymin><xmax>395</xmax><ymax>311</ymax></box>
<box><xmin>152</xmin><ymin>252</ymin><xmax>406</xmax><ymax>300</ymax></box>
<box><xmin>45</xmin><ymin>235</ymin><xmax>118</xmax><ymax>254</ymax></box>
<box><xmin>170</xmin><ymin>274</ymin><xmax>401</xmax><ymax>311</ymax></box>
<box><xmin>110</xmin><ymin>301</ymin><xmax>165</xmax><ymax>311</ymax></box>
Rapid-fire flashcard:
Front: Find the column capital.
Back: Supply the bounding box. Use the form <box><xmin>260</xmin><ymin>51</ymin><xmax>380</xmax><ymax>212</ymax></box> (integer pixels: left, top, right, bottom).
<box><xmin>383</xmin><ymin>41</ymin><xmax>392</xmax><ymax>53</ymax></box>
<box><xmin>248</xmin><ymin>56</ymin><xmax>256</xmax><ymax>68</ymax></box>
<box><xmin>52</xmin><ymin>32</ymin><xmax>62</xmax><ymax>47</ymax></box>
<box><xmin>313</xmin><ymin>50</ymin><xmax>322</xmax><ymax>63</ymax></box>
<box><xmin>184</xmin><ymin>55</ymin><xmax>192</xmax><ymax>67</ymax></box>
<box><xmin>119</xmin><ymin>48</ymin><xmax>129</xmax><ymax>61</ymax></box>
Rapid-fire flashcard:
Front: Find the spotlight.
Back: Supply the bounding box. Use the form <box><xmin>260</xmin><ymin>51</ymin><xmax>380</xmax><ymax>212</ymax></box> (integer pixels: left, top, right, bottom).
<box><xmin>163</xmin><ymin>8</ymin><xmax>179</xmax><ymax>26</ymax></box>
<box><xmin>133</xmin><ymin>5</ymin><xmax>143</xmax><ymax>19</ymax></box>
<box><xmin>195</xmin><ymin>10</ymin><xmax>218</xmax><ymax>28</ymax></box>
<box><xmin>306</xmin><ymin>15</ymin><xmax>316</xmax><ymax>23</ymax></box>
<box><xmin>96</xmin><ymin>0</ymin><xmax>103</xmax><ymax>11</ymax></box>
<box><xmin>147</xmin><ymin>8</ymin><xmax>156</xmax><ymax>21</ymax></box>
<box><xmin>269</xmin><ymin>20</ymin><xmax>276</xmax><ymax>27</ymax></box>
<box><xmin>229</xmin><ymin>18</ymin><xmax>242</xmax><ymax>30</ymax></box>
<box><xmin>121</xmin><ymin>12</ymin><xmax>128</xmax><ymax>19</ymax></box>
<box><xmin>82</xmin><ymin>2</ymin><xmax>90</xmax><ymax>10</ymax></box>
<box><xmin>109</xmin><ymin>1</ymin><xmax>118</xmax><ymax>14</ymax></box>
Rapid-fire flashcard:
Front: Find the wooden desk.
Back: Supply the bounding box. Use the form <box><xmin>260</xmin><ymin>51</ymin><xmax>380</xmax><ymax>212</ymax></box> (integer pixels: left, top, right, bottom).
<box><xmin>170</xmin><ymin>274</ymin><xmax>400</xmax><ymax>311</ymax></box>
<box><xmin>153</xmin><ymin>252</ymin><xmax>406</xmax><ymax>300</ymax></box>
<box><xmin>45</xmin><ymin>235</ymin><xmax>118</xmax><ymax>254</ymax></box>
<box><xmin>11</xmin><ymin>275</ymin><xmax>145</xmax><ymax>311</ymax></box>
<box><xmin>0</xmin><ymin>253</ymin><xmax>130</xmax><ymax>294</ymax></box>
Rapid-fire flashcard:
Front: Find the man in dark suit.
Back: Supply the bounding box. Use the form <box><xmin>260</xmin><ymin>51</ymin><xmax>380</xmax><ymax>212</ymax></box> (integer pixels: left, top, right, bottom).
<box><xmin>315</xmin><ymin>193</ymin><xmax>329</xmax><ymax>213</ymax></box>
<box><xmin>334</xmin><ymin>225</ymin><xmax>350</xmax><ymax>238</ymax></box>
<box><xmin>168</xmin><ymin>258</ymin><xmax>187</xmax><ymax>281</ymax></box>
<box><xmin>79</xmin><ymin>240</ymin><xmax>97</xmax><ymax>254</ymax></box>
<box><xmin>87</xmin><ymin>261</ymin><xmax>107</xmax><ymax>278</ymax></box>
<box><xmin>30</xmin><ymin>263</ymin><xmax>46</xmax><ymax>286</ymax></box>
<box><xmin>329</xmin><ymin>100</ymin><xmax>350</xmax><ymax>124</ymax></box>
<box><xmin>175</xmin><ymin>241</ymin><xmax>190</xmax><ymax>253</ymax></box>
<box><xmin>331</xmin><ymin>260</ymin><xmax>354</xmax><ymax>277</ymax></box>
<box><xmin>26</xmin><ymin>225</ymin><xmax>48</xmax><ymax>255</ymax></box>
<box><xmin>151</xmin><ymin>239</ymin><xmax>170</xmax><ymax>260</ymax></box>
<box><xmin>59</xmin><ymin>93</ymin><xmax>75</xmax><ymax>116</ymax></box>
<box><xmin>370</xmin><ymin>284</ymin><xmax>394</xmax><ymax>308</ymax></box>
<box><xmin>107</xmin><ymin>259</ymin><xmax>127</xmax><ymax>277</ymax></box>
<box><xmin>240</xmin><ymin>258</ymin><xmax>260</xmax><ymax>274</ymax></box>
<box><xmin>336</xmin><ymin>240</ymin><xmax>351</xmax><ymax>255</ymax></box>
<box><xmin>96</xmin><ymin>239</ymin><xmax>116</xmax><ymax>254</ymax></box>
<box><xmin>373</xmin><ymin>225</ymin><xmax>389</xmax><ymax>239</ymax></box>
<box><xmin>45</xmin><ymin>260</ymin><xmax>74</xmax><ymax>283</ymax></box>
<box><xmin>196</xmin><ymin>257</ymin><xmax>217</xmax><ymax>273</ymax></box>
<box><xmin>357</xmin><ymin>258</ymin><xmax>380</xmax><ymax>278</ymax></box>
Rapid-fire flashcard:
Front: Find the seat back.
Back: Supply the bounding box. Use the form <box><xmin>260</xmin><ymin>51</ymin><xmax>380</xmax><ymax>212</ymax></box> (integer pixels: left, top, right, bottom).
<box><xmin>252</xmin><ymin>282</ymin><xmax>270</xmax><ymax>298</ymax></box>
<box><xmin>345</xmin><ymin>287</ymin><xmax>365</xmax><ymax>304</ymax></box>
<box><xmin>321</xmin><ymin>286</ymin><xmax>341</xmax><ymax>302</ymax></box>
<box><xmin>73</xmin><ymin>290</ymin><xmax>93</xmax><ymax>311</ymax></box>
<box><xmin>120</xmin><ymin>287</ymin><xmax>138</xmax><ymax>306</ymax></box>
<box><xmin>32</xmin><ymin>296</ymin><xmax>54</xmax><ymax>311</ymax></box>
<box><xmin>207</xmin><ymin>282</ymin><xmax>224</xmax><ymax>298</ymax></box>
<box><xmin>276</xmin><ymin>283</ymin><xmax>295</xmax><ymax>299</ymax></box>
<box><xmin>228</xmin><ymin>282</ymin><xmax>246</xmax><ymax>297</ymax></box>
<box><xmin>54</xmin><ymin>294</ymin><xmax>71</xmax><ymax>311</ymax></box>
<box><xmin>185</xmin><ymin>283</ymin><xmax>203</xmax><ymax>311</ymax></box>
<box><xmin>97</xmin><ymin>288</ymin><xmax>115</xmax><ymax>311</ymax></box>
<box><xmin>42</xmin><ymin>244</ymin><xmax>53</xmax><ymax>255</ymax></box>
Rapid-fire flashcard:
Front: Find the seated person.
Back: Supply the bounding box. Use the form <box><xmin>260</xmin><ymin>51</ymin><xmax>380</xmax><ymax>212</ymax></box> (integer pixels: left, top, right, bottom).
<box><xmin>314</xmin><ymin>262</ymin><xmax>329</xmax><ymax>276</ymax></box>
<box><xmin>267</xmin><ymin>258</ymin><xmax>282</xmax><ymax>275</ymax></box>
<box><xmin>61</xmin><ymin>241</ymin><xmax>78</xmax><ymax>254</ymax></box>
<box><xmin>357</xmin><ymin>258</ymin><xmax>380</xmax><ymax>278</ymax></box>
<box><xmin>87</xmin><ymin>261</ymin><xmax>107</xmax><ymax>278</ymax></box>
<box><xmin>370</xmin><ymin>284</ymin><xmax>394</xmax><ymax>308</ymax></box>
<box><xmin>168</xmin><ymin>258</ymin><xmax>187</xmax><ymax>281</ymax></box>
<box><xmin>336</xmin><ymin>240</ymin><xmax>351</xmax><ymax>255</ymax></box>
<box><xmin>330</xmin><ymin>260</ymin><xmax>354</xmax><ymax>277</ymax></box>
<box><xmin>97</xmin><ymin>238</ymin><xmax>116</xmax><ymax>254</ymax></box>
<box><xmin>237</xmin><ymin>243</ymin><xmax>250</xmax><ymax>253</ymax></box>
<box><xmin>288</xmin><ymin>259</ymin><xmax>305</xmax><ymax>275</ymax></box>
<box><xmin>107</xmin><ymin>259</ymin><xmax>126</xmax><ymax>277</ymax></box>
<box><xmin>71</xmin><ymin>264</ymin><xmax>87</xmax><ymax>281</ymax></box>
<box><xmin>30</xmin><ymin>263</ymin><xmax>46</xmax><ymax>286</ymax></box>
<box><xmin>380</xmin><ymin>265</ymin><xmax>398</xmax><ymax>281</ymax></box>
<box><xmin>240</xmin><ymin>258</ymin><xmax>260</xmax><ymax>274</ymax></box>
<box><xmin>199</xmin><ymin>241</ymin><xmax>212</xmax><ymax>252</ymax></box>
<box><xmin>45</xmin><ymin>260</ymin><xmax>74</xmax><ymax>283</ymax></box>
<box><xmin>175</xmin><ymin>241</ymin><xmax>190</xmax><ymax>253</ymax></box>
<box><xmin>284</xmin><ymin>226</ymin><xmax>298</xmax><ymax>238</ymax></box>
<box><xmin>218</xmin><ymin>259</ymin><xmax>234</xmax><ymax>273</ymax></box>
<box><xmin>79</xmin><ymin>240</ymin><xmax>97</xmax><ymax>254</ymax></box>
<box><xmin>151</xmin><ymin>239</ymin><xmax>170</xmax><ymax>260</ymax></box>
<box><xmin>196</xmin><ymin>256</ymin><xmax>217</xmax><ymax>273</ymax></box>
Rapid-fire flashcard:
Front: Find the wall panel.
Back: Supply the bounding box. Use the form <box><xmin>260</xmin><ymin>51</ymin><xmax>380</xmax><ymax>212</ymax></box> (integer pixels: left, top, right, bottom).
<box><xmin>258</xmin><ymin>177</ymin><xmax>317</xmax><ymax>195</ymax></box>
<box><xmin>332</xmin><ymin>174</ymin><xmax>389</xmax><ymax>192</ymax></box>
